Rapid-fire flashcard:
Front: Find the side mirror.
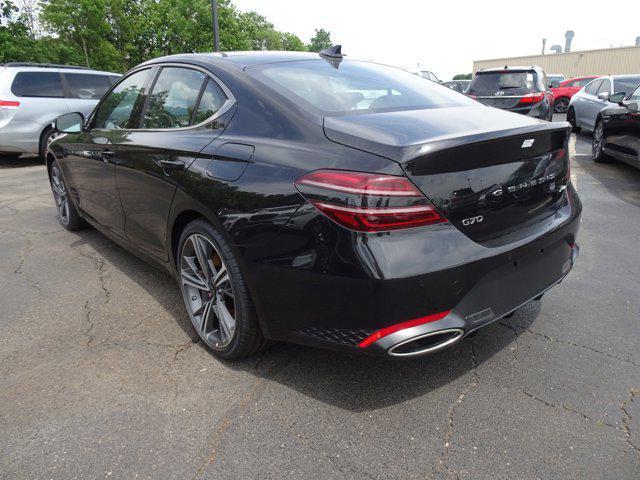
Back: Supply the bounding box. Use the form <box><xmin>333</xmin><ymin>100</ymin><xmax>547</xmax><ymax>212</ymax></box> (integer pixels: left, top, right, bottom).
<box><xmin>623</xmin><ymin>101</ymin><xmax>639</xmax><ymax>112</ymax></box>
<box><xmin>597</xmin><ymin>91</ymin><xmax>610</xmax><ymax>101</ymax></box>
<box><xmin>609</xmin><ymin>92</ymin><xmax>626</xmax><ymax>105</ymax></box>
<box><xmin>54</xmin><ymin>112</ymin><xmax>84</xmax><ymax>133</ymax></box>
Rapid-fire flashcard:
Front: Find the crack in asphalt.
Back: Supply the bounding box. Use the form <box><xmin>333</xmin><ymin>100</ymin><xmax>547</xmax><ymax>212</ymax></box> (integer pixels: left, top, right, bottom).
<box><xmin>620</xmin><ymin>388</ymin><xmax>640</xmax><ymax>454</ymax></box>
<box><xmin>503</xmin><ymin>321</ymin><xmax>640</xmax><ymax>368</ymax></box>
<box><xmin>71</xmin><ymin>247</ymin><xmax>112</xmax><ymax>346</ymax></box>
<box><xmin>173</xmin><ymin>339</ymin><xmax>199</xmax><ymax>361</ymax></box>
<box><xmin>192</xmin><ymin>352</ymin><xmax>293</xmax><ymax>479</ymax></box>
<box><xmin>283</xmin><ymin>422</ymin><xmax>380</xmax><ymax>480</ymax></box>
<box><xmin>12</xmin><ymin>234</ymin><xmax>49</xmax><ymax>296</ymax></box>
<box><xmin>437</xmin><ymin>339</ymin><xmax>479</xmax><ymax>480</ymax></box>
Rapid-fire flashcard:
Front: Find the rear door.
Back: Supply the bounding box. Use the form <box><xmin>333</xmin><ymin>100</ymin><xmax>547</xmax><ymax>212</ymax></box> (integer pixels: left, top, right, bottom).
<box><xmin>576</xmin><ymin>79</ymin><xmax>602</xmax><ymax>127</ymax></box>
<box><xmin>113</xmin><ymin>66</ymin><xmax>233</xmax><ymax>261</ymax></box>
<box><xmin>63</xmin><ymin>72</ymin><xmax>114</xmax><ymax>117</ymax></box>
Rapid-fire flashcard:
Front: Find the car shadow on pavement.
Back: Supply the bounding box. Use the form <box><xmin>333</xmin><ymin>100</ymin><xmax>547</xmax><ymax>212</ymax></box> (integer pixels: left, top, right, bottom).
<box><xmin>572</xmin><ymin>132</ymin><xmax>640</xmax><ymax>208</ymax></box>
<box><xmin>0</xmin><ymin>155</ymin><xmax>43</xmax><ymax>169</ymax></box>
<box><xmin>70</xmin><ymin>223</ymin><xmax>538</xmax><ymax>412</ymax></box>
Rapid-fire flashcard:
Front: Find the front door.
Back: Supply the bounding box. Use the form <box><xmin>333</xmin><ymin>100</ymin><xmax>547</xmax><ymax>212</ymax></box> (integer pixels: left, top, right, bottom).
<box><xmin>67</xmin><ymin>68</ymin><xmax>152</xmax><ymax>235</ymax></box>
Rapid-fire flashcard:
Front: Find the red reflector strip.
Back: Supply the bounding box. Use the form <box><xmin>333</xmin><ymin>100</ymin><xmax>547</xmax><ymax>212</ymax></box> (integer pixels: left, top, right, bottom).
<box><xmin>0</xmin><ymin>100</ymin><xmax>20</xmax><ymax>109</ymax></box>
<box><xmin>358</xmin><ymin>310</ymin><xmax>451</xmax><ymax>348</ymax></box>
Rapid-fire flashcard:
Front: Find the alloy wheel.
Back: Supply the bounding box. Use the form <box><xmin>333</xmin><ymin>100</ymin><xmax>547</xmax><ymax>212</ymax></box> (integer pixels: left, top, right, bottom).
<box><xmin>50</xmin><ymin>165</ymin><xmax>69</xmax><ymax>225</ymax></box>
<box><xmin>179</xmin><ymin>234</ymin><xmax>236</xmax><ymax>349</ymax></box>
<box><xmin>554</xmin><ymin>98</ymin><xmax>569</xmax><ymax>113</ymax></box>
<box><xmin>593</xmin><ymin>122</ymin><xmax>603</xmax><ymax>158</ymax></box>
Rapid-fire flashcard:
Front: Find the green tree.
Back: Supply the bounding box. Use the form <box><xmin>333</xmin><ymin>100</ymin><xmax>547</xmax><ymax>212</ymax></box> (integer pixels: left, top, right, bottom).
<box><xmin>453</xmin><ymin>73</ymin><xmax>473</xmax><ymax>80</ymax></box>
<box><xmin>307</xmin><ymin>28</ymin><xmax>332</xmax><ymax>52</ymax></box>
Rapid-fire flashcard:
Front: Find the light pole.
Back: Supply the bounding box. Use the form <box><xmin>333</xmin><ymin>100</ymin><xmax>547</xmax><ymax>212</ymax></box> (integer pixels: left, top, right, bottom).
<box><xmin>211</xmin><ymin>0</ymin><xmax>220</xmax><ymax>52</ymax></box>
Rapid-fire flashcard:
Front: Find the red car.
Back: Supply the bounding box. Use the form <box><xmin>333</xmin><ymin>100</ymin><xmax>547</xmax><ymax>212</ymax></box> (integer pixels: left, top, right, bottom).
<box><xmin>551</xmin><ymin>76</ymin><xmax>599</xmax><ymax>113</ymax></box>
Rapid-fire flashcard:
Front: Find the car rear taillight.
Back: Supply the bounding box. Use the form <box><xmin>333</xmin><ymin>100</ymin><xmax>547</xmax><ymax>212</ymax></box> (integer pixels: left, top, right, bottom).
<box><xmin>294</xmin><ymin>170</ymin><xmax>445</xmax><ymax>232</ymax></box>
<box><xmin>517</xmin><ymin>92</ymin><xmax>545</xmax><ymax>105</ymax></box>
<box><xmin>0</xmin><ymin>100</ymin><xmax>20</xmax><ymax>109</ymax></box>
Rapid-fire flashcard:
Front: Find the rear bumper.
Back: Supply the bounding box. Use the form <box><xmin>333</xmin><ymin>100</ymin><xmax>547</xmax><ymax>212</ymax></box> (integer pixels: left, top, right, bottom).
<box><xmin>244</xmin><ymin>184</ymin><xmax>582</xmax><ymax>356</ymax></box>
<box><xmin>0</xmin><ymin>121</ymin><xmax>42</xmax><ymax>154</ymax></box>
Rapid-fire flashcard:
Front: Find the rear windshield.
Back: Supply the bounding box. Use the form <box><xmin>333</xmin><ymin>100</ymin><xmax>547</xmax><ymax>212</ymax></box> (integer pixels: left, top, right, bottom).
<box><xmin>468</xmin><ymin>71</ymin><xmax>538</xmax><ymax>95</ymax></box>
<box><xmin>246</xmin><ymin>60</ymin><xmax>474</xmax><ymax>116</ymax></box>
<box><xmin>614</xmin><ymin>77</ymin><xmax>640</xmax><ymax>96</ymax></box>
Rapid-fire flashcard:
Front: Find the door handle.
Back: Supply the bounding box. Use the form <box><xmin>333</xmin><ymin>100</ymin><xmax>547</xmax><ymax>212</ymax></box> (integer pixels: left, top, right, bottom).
<box><xmin>101</xmin><ymin>148</ymin><xmax>116</xmax><ymax>163</ymax></box>
<box><xmin>159</xmin><ymin>159</ymin><xmax>185</xmax><ymax>172</ymax></box>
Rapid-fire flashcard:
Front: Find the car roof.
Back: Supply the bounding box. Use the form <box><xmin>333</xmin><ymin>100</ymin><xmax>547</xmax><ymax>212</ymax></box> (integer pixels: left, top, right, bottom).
<box><xmin>478</xmin><ymin>66</ymin><xmax>542</xmax><ymax>73</ymax></box>
<box><xmin>140</xmin><ymin>51</ymin><xmax>325</xmax><ymax>69</ymax></box>
<box><xmin>0</xmin><ymin>63</ymin><xmax>120</xmax><ymax>76</ymax></box>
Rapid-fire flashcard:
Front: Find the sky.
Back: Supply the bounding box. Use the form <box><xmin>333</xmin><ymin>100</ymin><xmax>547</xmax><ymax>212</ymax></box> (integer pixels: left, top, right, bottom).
<box><xmin>233</xmin><ymin>0</ymin><xmax>640</xmax><ymax>80</ymax></box>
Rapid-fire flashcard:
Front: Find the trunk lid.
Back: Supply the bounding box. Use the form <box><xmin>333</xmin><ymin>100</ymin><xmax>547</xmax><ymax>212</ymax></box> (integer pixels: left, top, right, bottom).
<box><xmin>324</xmin><ymin>106</ymin><xmax>571</xmax><ymax>243</ymax></box>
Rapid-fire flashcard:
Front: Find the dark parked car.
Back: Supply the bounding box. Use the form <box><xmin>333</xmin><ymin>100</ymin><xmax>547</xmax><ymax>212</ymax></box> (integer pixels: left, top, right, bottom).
<box><xmin>47</xmin><ymin>49</ymin><xmax>581</xmax><ymax>360</ymax></box>
<box><xmin>467</xmin><ymin>66</ymin><xmax>554</xmax><ymax>121</ymax></box>
<box><xmin>442</xmin><ymin>80</ymin><xmax>470</xmax><ymax>93</ymax></box>
<box><xmin>593</xmin><ymin>84</ymin><xmax>640</xmax><ymax>168</ymax></box>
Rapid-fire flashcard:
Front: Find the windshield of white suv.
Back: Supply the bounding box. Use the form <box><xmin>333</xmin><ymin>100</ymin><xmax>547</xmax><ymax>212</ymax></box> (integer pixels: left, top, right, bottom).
<box><xmin>247</xmin><ymin>60</ymin><xmax>474</xmax><ymax>116</ymax></box>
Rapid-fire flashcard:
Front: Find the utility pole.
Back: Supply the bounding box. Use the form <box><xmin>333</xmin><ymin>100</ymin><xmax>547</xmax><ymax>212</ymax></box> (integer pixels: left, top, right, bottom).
<box><xmin>211</xmin><ymin>0</ymin><xmax>220</xmax><ymax>52</ymax></box>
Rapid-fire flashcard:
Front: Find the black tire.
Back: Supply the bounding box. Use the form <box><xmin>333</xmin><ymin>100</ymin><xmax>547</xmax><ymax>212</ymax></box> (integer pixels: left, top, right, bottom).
<box><xmin>567</xmin><ymin>108</ymin><xmax>581</xmax><ymax>133</ymax></box>
<box><xmin>39</xmin><ymin>126</ymin><xmax>58</xmax><ymax>161</ymax></box>
<box><xmin>48</xmin><ymin>158</ymin><xmax>87</xmax><ymax>231</ymax></box>
<box><xmin>592</xmin><ymin>120</ymin><xmax>612</xmax><ymax>164</ymax></box>
<box><xmin>554</xmin><ymin>97</ymin><xmax>569</xmax><ymax>113</ymax></box>
<box><xmin>176</xmin><ymin>219</ymin><xmax>268</xmax><ymax>359</ymax></box>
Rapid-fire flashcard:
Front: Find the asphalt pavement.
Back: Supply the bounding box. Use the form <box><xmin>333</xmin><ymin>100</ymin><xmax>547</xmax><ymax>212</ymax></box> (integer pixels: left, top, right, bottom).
<box><xmin>1</xmin><ymin>118</ymin><xmax>639</xmax><ymax>479</ymax></box>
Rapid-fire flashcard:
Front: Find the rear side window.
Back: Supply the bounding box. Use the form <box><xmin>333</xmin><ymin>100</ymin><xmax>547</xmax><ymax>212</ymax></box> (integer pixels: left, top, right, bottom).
<box><xmin>64</xmin><ymin>73</ymin><xmax>112</xmax><ymax>99</ymax></box>
<box><xmin>585</xmin><ymin>80</ymin><xmax>602</xmax><ymax>95</ymax></box>
<box><xmin>248</xmin><ymin>60</ymin><xmax>473</xmax><ymax>116</ymax></box>
<box><xmin>11</xmin><ymin>71</ymin><xmax>64</xmax><ymax>97</ymax></box>
<box><xmin>142</xmin><ymin>67</ymin><xmax>206</xmax><ymax>128</ymax></box>
<box><xmin>192</xmin><ymin>79</ymin><xmax>226</xmax><ymax>125</ymax></box>
<box><xmin>468</xmin><ymin>71</ymin><xmax>537</xmax><ymax>95</ymax></box>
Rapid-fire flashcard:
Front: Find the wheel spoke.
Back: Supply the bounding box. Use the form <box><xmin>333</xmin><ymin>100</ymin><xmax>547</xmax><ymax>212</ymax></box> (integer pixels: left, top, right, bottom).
<box><xmin>181</xmin><ymin>269</ymin><xmax>209</xmax><ymax>291</ymax></box>
<box><xmin>192</xmin><ymin>235</ymin><xmax>212</xmax><ymax>281</ymax></box>
<box><xmin>213</xmin><ymin>263</ymin><xmax>229</xmax><ymax>288</ymax></box>
<box><xmin>213</xmin><ymin>301</ymin><xmax>235</xmax><ymax>342</ymax></box>
<box><xmin>194</xmin><ymin>299</ymin><xmax>213</xmax><ymax>332</ymax></box>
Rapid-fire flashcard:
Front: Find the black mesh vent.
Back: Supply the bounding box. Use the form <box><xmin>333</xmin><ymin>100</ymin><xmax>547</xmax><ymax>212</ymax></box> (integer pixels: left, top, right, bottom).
<box><xmin>295</xmin><ymin>327</ymin><xmax>372</xmax><ymax>346</ymax></box>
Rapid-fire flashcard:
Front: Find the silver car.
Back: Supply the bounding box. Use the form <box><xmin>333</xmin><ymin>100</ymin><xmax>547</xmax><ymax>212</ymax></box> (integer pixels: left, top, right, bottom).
<box><xmin>0</xmin><ymin>63</ymin><xmax>119</xmax><ymax>159</ymax></box>
<box><xmin>567</xmin><ymin>74</ymin><xmax>640</xmax><ymax>133</ymax></box>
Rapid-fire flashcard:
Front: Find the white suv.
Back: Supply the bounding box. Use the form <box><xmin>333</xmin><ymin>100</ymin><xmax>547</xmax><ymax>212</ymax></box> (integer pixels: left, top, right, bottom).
<box><xmin>0</xmin><ymin>63</ymin><xmax>120</xmax><ymax>159</ymax></box>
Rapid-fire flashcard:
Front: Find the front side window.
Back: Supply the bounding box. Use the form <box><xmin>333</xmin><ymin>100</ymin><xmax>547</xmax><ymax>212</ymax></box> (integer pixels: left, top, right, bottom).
<box><xmin>585</xmin><ymin>80</ymin><xmax>602</xmax><ymax>95</ymax></box>
<box><xmin>248</xmin><ymin>60</ymin><xmax>474</xmax><ymax>116</ymax></box>
<box><xmin>11</xmin><ymin>72</ymin><xmax>64</xmax><ymax>97</ymax></box>
<box><xmin>192</xmin><ymin>79</ymin><xmax>227</xmax><ymax>125</ymax></box>
<box><xmin>93</xmin><ymin>69</ymin><xmax>150</xmax><ymax>129</ymax></box>
<box><xmin>597</xmin><ymin>79</ymin><xmax>612</xmax><ymax>95</ymax></box>
<box><xmin>142</xmin><ymin>67</ymin><xmax>206</xmax><ymax>128</ymax></box>
<box><xmin>65</xmin><ymin>74</ymin><xmax>112</xmax><ymax>99</ymax></box>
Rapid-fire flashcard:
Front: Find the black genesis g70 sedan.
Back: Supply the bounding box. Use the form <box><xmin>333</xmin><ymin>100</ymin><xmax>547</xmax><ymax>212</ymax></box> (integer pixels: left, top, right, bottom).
<box><xmin>47</xmin><ymin>48</ymin><xmax>582</xmax><ymax>359</ymax></box>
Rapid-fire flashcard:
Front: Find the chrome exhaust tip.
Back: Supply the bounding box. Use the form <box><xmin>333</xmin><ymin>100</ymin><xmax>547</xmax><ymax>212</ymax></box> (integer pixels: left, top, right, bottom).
<box><xmin>387</xmin><ymin>328</ymin><xmax>465</xmax><ymax>357</ymax></box>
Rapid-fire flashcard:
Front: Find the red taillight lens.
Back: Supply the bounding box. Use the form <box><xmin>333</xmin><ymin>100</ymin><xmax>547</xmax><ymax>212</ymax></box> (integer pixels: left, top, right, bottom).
<box><xmin>518</xmin><ymin>92</ymin><xmax>545</xmax><ymax>105</ymax></box>
<box><xmin>296</xmin><ymin>170</ymin><xmax>422</xmax><ymax>196</ymax></box>
<box><xmin>294</xmin><ymin>169</ymin><xmax>445</xmax><ymax>232</ymax></box>
<box><xmin>0</xmin><ymin>100</ymin><xmax>20</xmax><ymax>109</ymax></box>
